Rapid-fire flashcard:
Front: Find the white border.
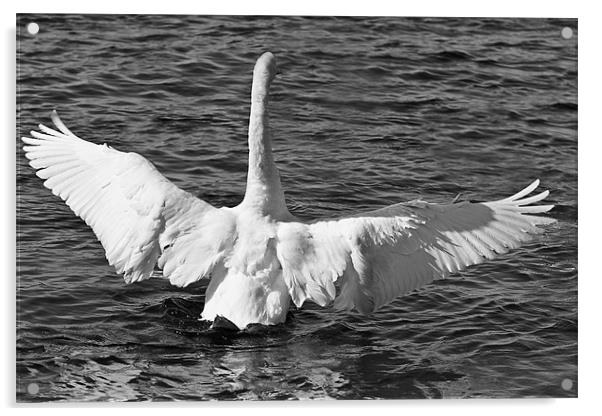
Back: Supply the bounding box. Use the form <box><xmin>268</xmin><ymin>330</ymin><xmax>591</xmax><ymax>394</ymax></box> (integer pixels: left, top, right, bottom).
<box><xmin>1</xmin><ymin>0</ymin><xmax>586</xmax><ymax>16</ymax></box>
<box><xmin>3</xmin><ymin>1</ymin><xmax>597</xmax><ymax>415</ymax></box>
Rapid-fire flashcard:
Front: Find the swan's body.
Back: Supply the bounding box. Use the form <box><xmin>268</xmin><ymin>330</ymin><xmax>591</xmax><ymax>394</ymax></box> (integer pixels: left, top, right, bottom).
<box><xmin>22</xmin><ymin>52</ymin><xmax>555</xmax><ymax>330</ymax></box>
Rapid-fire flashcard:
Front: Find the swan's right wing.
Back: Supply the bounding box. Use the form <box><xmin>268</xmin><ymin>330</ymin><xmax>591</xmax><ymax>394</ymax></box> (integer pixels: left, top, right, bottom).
<box><xmin>22</xmin><ymin>111</ymin><xmax>236</xmax><ymax>286</ymax></box>
<box><xmin>276</xmin><ymin>180</ymin><xmax>555</xmax><ymax>312</ymax></box>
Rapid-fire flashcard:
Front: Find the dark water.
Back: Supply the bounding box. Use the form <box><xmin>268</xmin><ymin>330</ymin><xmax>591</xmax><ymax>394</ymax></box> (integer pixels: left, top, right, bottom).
<box><xmin>16</xmin><ymin>15</ymin><xmax>577</xmax><ymax>401</ymax></box>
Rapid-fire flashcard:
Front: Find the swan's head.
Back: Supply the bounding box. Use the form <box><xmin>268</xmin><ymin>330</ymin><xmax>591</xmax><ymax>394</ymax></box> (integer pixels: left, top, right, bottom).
<box><xmin>253</xmin><ymin>52</ymin><xmax>278</xmax><ymax>85</ymax></box>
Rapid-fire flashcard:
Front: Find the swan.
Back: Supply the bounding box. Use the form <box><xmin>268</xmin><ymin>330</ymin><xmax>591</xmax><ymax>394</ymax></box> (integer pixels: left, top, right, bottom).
<box><xmin>21</xmin><ymin>52</ymin><xmax>555</xmax><ymax>330</ymax></box>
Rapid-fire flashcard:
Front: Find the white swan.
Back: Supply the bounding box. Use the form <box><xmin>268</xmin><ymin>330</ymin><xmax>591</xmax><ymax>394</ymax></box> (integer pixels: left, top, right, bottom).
<box><xmin>21</xmin><ymin>52</ymin><xmax>555</xmax><ymax>330</ymax></box>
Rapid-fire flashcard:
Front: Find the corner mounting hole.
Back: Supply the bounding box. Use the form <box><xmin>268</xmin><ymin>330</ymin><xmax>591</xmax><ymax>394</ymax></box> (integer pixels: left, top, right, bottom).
<box><xmin>561</xmin><ymin>378</ymin><xmax>573</xmax><ymax>391</ymax></box>
<box><xmin>27</xmin><ymin>382</ymin><xmax>39</xmax><ymax>394</ymax></box>
<box><xmin>27</xmin><ymin>22</ymin><xmax>39</xmax><ymax>35</ymax></box>
<box><xmin>561</xmin><ymin>27</ymin><xmax>573</xmax><ymax>40</ymax></box>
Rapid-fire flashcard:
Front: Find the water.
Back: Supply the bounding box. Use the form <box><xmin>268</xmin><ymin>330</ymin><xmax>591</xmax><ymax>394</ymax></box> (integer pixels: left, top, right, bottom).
<box><xmin>16</xmin><ymin>15</ymin><xmax>577</xmax><ymax>401</ymax></box>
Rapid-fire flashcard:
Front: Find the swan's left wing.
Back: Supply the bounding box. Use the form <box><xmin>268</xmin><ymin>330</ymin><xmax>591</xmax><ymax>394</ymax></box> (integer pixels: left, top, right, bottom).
<box><xmin>21</xmin><ymin>111</ymin><xmax>236</xmax><ymax>287</ymax></box>
<box><xmin>276</xmin><ymin>180</ymin><xmax>555</xmax><ymax>313</ymax></box>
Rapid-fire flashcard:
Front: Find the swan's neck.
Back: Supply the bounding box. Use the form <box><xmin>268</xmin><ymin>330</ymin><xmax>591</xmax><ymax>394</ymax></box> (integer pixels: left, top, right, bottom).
<box><xmin>241</xmin><ymin>76</ymin><xmax>288</xmax><ymax>218</ymax></box>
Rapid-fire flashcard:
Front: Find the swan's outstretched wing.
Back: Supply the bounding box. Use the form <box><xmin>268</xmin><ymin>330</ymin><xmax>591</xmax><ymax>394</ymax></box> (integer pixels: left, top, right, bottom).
<box><xmin>276</xmin><ymin>180</ymin><xmax>555</xmax><ymax>312</ymax></box>
<box><xmin>21</xmin><ymin>111</ymin><xmax>236</xmax><ymax>287</ymax></box>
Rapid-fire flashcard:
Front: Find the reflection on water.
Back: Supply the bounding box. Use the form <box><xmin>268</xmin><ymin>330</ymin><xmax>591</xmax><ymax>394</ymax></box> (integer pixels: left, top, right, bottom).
<box><xmin>17</xmin><ymin>15</ymin><xmax>577</xmax><ymax>401</ymax></box>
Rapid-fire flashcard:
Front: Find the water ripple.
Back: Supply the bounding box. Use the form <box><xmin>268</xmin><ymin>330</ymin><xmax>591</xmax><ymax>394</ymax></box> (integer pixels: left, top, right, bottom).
<box><xmin>17</xmin><ymin>15</ymin><xmax>577</xmax><ymax>401</ymax></box>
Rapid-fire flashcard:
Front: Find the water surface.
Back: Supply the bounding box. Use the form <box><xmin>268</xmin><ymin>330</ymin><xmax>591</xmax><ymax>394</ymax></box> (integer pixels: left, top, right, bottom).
<box><xmin>16</xmin><ymin>15</ymin><xmax>577</xmax><ymax>401</ymax></box>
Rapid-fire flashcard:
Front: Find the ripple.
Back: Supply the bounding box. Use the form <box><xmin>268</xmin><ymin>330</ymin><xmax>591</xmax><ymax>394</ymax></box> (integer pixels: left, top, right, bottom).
<box><xmin>16</xmin><ymin>14</ymin><xmax>577</xmax><ymax>401</ymax></box>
